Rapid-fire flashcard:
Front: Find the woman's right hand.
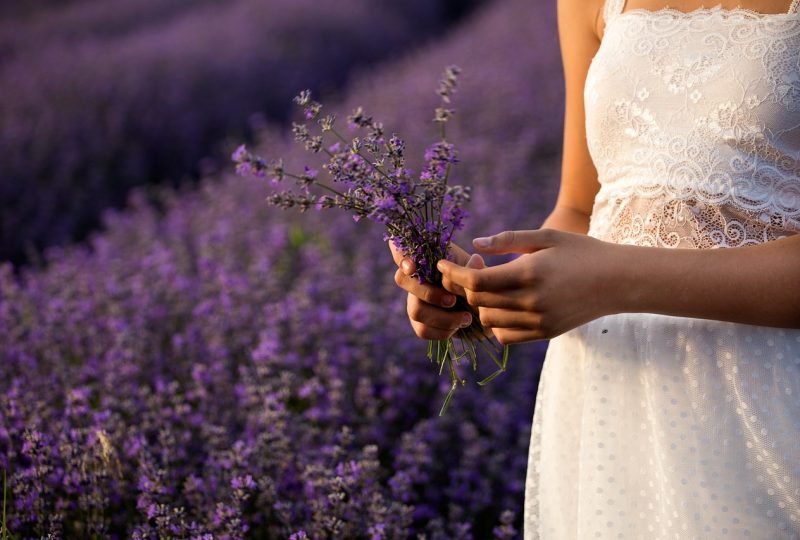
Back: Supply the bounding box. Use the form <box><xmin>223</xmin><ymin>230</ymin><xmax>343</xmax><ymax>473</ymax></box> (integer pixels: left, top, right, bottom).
<box><xmin>389</xmin><ymin>241</ymin><xmax>473</xmax><ymax>341</ymax></box>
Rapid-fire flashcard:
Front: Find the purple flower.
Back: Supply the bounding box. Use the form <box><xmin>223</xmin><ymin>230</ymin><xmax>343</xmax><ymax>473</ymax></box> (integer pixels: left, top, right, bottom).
<box><xmin>232</xmin><ymin>73</ymin><xmax>516</xmax><ymax>412</ymax></box>
<box><xmin>302</xmin><ymin>166</ymin><xmax>318</xmax><ymax>181</ymax></box>
<box><xmin>231</xmin><ymin>144</ymin><xmax>248</xmax><ymax>162</ymax></box>
<box><xmin>234</xmin><ymin>162</ymin><xmax>252</xmax><ymax>177</ymax></box>
<box><xmin>230</xmin><ymin>475</ymin><xmax>256</xmax><ymax>491</ymax></box>
<box><xmin>374</xmin><ymin>194</ymin><xmax>397</xmax><ymax>211</ymax></box>
<box><xmin>368</xmin><ymin>523</ymin><xmax>386</xmax><ymax>539</ymax></box>
<box><xmin>0</xmin><ymin>0</ymin><xmax>560</xmax><ymax>536</ymax></box>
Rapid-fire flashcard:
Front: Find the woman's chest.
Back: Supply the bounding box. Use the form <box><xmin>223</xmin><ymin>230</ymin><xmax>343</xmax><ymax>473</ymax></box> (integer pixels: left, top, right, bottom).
<box><xmin>588</xmin><ymin>13</ymin><xmax>800</xmax><ymax>110</ymax></box>
<box><xmin>584</xmin><ymin>13</ymin><xmax>800</xmax><ymax>162</ymax></box>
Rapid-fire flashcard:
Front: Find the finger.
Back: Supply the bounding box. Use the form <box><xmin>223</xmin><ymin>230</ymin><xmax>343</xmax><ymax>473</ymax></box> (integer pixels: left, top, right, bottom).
<box><xmin>395</xmin><ymin>269</ymin><xmax>457</xmax><ymax>308</ymax></box>
<box><xmin>477</xmin><ymin>307</ymin><xmax>540</xmax><ymax>329</ymax></box>
<box><xmin>394</xmin><ymin>242</ymin><xmax>470</xmax><ymax>272</ymax></box>
<box><xmin>472</xmin><ymin>229</ymin><xmax>557</xmax><ymax>255</ymax></box>
<box><xmin>388</xmin><ymin>241</ymin><xmax>417</xmax><ymax>274</ymax></box>
<box><xmin>448</xmin><ymin>243</ymin><xmax>471</xmax><ymax>266</ymax></box>
<box><xmin>410</xmin><ymin>319</ymin><xmax>458</xmax><ymax>341</ymax></box>
<box><xmin>442</xmin><ymin>253</ymin><xmax>484</xmax><ymax>297</ymax></box>
<box><xmin>465</xmin><ymin>289</ymin><xmax>529</xmax><ymax>310</ymax></box>
<box><xmin>440</xmin><ymin>276</ymin><xmax>467</xmax><ymax>298</ymax></box>
<box><xmin>465</xmin><ymin>253</ymin><xmax>485</xmax><ymax>270</ymax></box>
<box><xmin>438</xmin><ymin>258</ymin><xmax>523</xmax><ymax>292</ymax></box>
<box><xmin>407</xmin><ymin>295</ymin><xmax>471</xmax><ymax>330</ymax></box>
<box><xmin>436</xmin><ymin>254</ymin><xmax>477</xmax><ymax>298</ymax></box>
<box><xmin>460</xmin><ymin>255</ymin><xmax>527</xmax><ymax>309</ymax></box>
<box><xmin>388</xmin><ymin>240</ymin><xmax>404</xmax><ymax>266</ymax></box>
<box><xmin>492</xmin><ymin>327</ymin><xmax>545</xmax><ymax>345</ymax></box>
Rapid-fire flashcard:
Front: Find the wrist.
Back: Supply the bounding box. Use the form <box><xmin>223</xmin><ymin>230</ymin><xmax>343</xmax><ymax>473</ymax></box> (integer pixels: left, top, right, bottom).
<box><xmin>607</xmin><ymin>243</ymin><xmax>690</xmax><ymax>317</ymax></box>
<box><xmin>602</xmin><ymin>242</ymin><xmax>646</xmax><ymax>316</ymax></box>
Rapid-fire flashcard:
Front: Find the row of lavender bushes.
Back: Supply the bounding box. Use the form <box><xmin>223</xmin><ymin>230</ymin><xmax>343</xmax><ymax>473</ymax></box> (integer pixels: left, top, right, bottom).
<box><xmin>0</xmin><ymin>0</ymin><xmax>564</xmax><ymax>537</ymax></box>
<box><xmin>0</xmin><ymin>0</ymin><xmax>484</xmax><ymax>267</ymax></box>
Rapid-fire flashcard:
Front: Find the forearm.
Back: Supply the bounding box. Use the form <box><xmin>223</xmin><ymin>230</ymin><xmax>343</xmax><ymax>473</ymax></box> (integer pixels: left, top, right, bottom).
<box><xmin>541</xmin><ymin>204</ymin><xmax>591</xmax><ymax>235</ymax></box>
<box><xmin>611</xmin><ymin>235</ymin><xmax>800</xmax><ymax>329</ymax></box>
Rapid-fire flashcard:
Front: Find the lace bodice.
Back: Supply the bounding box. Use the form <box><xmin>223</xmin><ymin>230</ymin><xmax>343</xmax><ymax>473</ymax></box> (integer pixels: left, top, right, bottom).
<box><xmin>585</xmin><ymin>0</ymin><xmax>800</xmax><ymax>248</ymax></box>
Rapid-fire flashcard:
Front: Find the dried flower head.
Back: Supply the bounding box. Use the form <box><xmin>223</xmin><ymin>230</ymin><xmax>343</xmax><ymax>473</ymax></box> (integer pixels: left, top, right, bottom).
<box><xmin>233</xmin><ymin>66</ymin><xmax>509</xmax><ymax>415</ymax></box>
<box><xmin>437</xmin><ymin>65</ymin><xmax>461</xmax><ymax>104</ymax></box>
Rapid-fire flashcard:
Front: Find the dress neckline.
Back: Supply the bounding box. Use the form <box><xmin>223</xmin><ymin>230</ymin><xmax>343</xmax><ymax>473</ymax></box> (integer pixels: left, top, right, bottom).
<box><xmin>617</xmin><ymin>3</ymin><xmax>800</xmax><ymax>19</ymax></box>
<box><xmin>601</xmin><ymin>3</ymin><xmax>800</xmax><ymax>42</ymax></box>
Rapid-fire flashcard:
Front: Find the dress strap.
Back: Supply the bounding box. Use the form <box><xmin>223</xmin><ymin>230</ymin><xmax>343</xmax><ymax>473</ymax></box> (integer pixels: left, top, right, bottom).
<box><xmin>603</xmin><ymin>0</ymin><xmax>627</xmax><ymax>23</ymax></box>
<box><xmin>790</xmin><ymin>0</ymin><xmax>800</xmax><ymax>14</ymax></box>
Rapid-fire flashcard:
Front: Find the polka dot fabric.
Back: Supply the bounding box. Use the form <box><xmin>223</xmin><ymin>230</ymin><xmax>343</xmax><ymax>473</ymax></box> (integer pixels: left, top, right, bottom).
<box><xmin>523</xmin><ymin>0</ymin><xmax>800</xmax><ymax>538</ymax></box>
<box><xmin>525</xmin><ymin>315</ymin><xmax>800</xmax><ymax>538</ymax></box>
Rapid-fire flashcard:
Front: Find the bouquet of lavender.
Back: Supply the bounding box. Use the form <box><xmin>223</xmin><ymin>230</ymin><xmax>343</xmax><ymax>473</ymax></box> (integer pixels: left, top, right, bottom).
<box><xmin>233</xmin><ymin>66</ymin><xmax>509</xmax><ymax>415</ymax></box>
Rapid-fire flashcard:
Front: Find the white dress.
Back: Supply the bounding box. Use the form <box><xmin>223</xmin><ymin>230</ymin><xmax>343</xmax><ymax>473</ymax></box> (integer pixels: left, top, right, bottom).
<box><xmin>524</xmin><ymin>0</ymin><xmax>800</xmax><ymax>538</ymax></box>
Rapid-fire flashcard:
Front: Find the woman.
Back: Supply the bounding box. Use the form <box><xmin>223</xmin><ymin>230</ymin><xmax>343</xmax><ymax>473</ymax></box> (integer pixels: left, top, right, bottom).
<box><xmin>391</xmin><ymin>0</ymin><xmax>800</xmax><ymax>537</ymax></box>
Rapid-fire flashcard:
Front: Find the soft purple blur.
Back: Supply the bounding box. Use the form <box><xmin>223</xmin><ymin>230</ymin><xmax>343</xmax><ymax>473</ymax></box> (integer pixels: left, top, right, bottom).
<box><xmin>0</xmin><ymin>0</ymin><xmax>482</xmax><ymax>266</ymax></box>
<box><xmin>0</xmin><ymin>0</ymin><xmax>563</xmax><ymax>537</ymax></box>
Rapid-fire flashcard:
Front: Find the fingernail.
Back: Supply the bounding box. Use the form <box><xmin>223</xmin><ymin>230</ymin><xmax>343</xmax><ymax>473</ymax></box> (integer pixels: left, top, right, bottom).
<box><xmin>401</xmin><ymin>260</ymin><xmax>413</xmax><ymax>275</ymax></box>
<box><xmin>442</xmin><ymin>294</ymin><xmax>456</xmax><ymax>307</ymax></box>
<box><xmin>473</xmin><ymin>237</ymin><xmax>491</xmax><ymax>248</ymax></box>
<box><xmin>436</xmin><ymin>260</ymin><xmax>446</xmax><ymax>272</ymax></box>
<box><xmin>460</xmin><ymin>313</ymin><xmax>472</xmax><ymax>327</ymax></box>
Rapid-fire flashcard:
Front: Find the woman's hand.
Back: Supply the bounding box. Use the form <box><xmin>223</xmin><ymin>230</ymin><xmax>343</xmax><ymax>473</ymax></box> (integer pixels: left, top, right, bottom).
<box><xmin>436</xmin><ymin>229</ymin><xmax>623</xmax><ymax>344</ymax></box>
<box><xmin>389</xmin><ymin>241</ymin><xmax>474</xmax><ymax>341</ymax></box>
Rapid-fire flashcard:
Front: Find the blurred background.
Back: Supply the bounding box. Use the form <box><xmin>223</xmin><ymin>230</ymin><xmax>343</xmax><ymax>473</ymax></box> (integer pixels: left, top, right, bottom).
<box><xmin>0</xmin><ymin>0</ymin><xmax>564</xmax><ymax>537</ymax></box>
<box><xmin>0</xmin><ymin>0</ymin><xmax>484</xmax><ymax>266</ymax></box>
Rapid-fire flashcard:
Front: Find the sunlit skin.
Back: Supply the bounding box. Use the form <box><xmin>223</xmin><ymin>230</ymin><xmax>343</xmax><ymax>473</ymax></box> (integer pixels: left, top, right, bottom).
<box><xmin>391</xmin><ymin>0</ymin><xmax>800</xmax><ymax>345</ymax></box>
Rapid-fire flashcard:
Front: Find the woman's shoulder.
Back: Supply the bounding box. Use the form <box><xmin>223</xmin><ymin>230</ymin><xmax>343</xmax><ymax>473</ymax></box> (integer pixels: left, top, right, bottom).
<box><xmin>557</xmin><ymin>0</ymin><xmax>608</xmax><ymax>42</ymax></box>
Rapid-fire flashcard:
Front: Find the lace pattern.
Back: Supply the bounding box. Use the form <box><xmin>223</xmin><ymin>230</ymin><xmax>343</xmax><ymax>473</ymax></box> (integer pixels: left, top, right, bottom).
<box><xmin>606</xmin><ymin>0</ymin><xmax>800</xmax><ymax>22</ymax></box>
<box><xmin>587</xmin><ymin>4</ymin><xmax>800</xmax><ymax>248</ymax></box>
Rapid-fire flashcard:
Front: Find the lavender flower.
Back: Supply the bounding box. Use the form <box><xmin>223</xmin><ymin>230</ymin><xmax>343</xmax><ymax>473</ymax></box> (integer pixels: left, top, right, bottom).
<box><xmin>233</xmin><ymin>67</ymin><xmax>510</xmax><ymax>415</ymax></box>
<box><xmin>0</xmin><ymin>0</ymin><xmax>484</xmax><ymax>267</ymax></box>
<box><xmin>0</xmin><ymin>0</ymin><xmax>562</xmax><ymax>535</ymax></box>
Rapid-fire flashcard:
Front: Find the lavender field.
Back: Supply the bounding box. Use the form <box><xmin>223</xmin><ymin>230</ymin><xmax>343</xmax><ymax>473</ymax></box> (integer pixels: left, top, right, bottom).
<box><xmin>0</xmin><ymin>0</ymin><xmax>563</xmax><ymax>537</ymax></box>
<box><xmin>0</xmin><ymin>0</ymin><xmax>482</xmax><ymax>266</ymax></box>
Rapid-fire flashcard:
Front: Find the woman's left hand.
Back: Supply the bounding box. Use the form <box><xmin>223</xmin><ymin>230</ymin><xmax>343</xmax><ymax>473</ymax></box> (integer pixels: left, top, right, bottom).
<box><xmin>436</xmin><ymin>229</ymin><xmax>624</xmax><ymax>344</ymax></box>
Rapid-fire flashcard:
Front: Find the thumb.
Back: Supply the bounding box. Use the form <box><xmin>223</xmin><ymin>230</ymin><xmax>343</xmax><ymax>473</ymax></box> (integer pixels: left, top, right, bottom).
<box><xmin>472</xmin><ymin>229</ymin><xmax>556</xmax><ymax>255</ymax></box>
<box><xmin>465</xmin><ymin>253</ymin><xmax>486</xmax><ymax>270</ymax></box>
